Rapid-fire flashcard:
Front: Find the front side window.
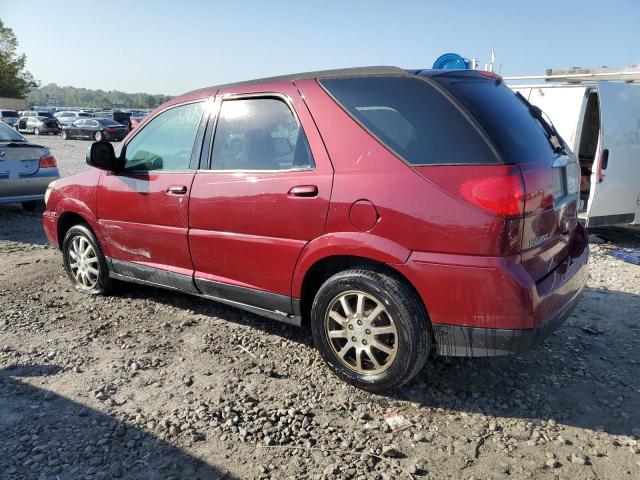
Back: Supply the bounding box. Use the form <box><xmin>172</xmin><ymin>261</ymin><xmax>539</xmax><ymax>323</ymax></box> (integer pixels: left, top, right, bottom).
<box><xmin>211</xmin><ymin>97</ymin><xmax>313</xmax><ymax>171</ymax></box>
<box><xmin>124</xmin><ymin>101</ymin><xmax>204</xmax><ymax>172</ymax></box>
<box><xmin>72</xmin><ymin>119</ymin><xmax>84</xmax><ymax>127</ymax></box>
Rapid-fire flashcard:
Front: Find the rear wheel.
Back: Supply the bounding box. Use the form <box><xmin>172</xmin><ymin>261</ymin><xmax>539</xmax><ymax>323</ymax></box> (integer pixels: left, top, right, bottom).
<box><xmin>94</xmin><ymin>131</ymin><xmax>103</xmax><ymax>141</ymax></box>
<box><xmin>62</xmin><ymin>224</ymin><xmax>112</xmax><ymax>295</ymax></box>
<box><xmin>21</xmin><ymin>201</ymin><xmax>38</xmax><ymax>212</ymax></box>
<box><xmin>61</xmin><ymin>130</ymin><xmax>68</xmax><ymax>140</ymax></box>
<box><xmin>34</xmin><ymin>127</ymin><xmax>40</xmax><ymax>136</ymax></box>
<box><xmin>311</xmin><ymin>268</ymin><xmax>430</xmax><ymax>391</ymax></box>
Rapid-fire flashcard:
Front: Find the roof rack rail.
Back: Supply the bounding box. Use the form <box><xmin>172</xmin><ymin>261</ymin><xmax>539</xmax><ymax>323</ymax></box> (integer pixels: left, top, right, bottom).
<box><xmin>504</xmin><ymin>66</ymin><xmax>640</xmax><ymax>84</ymax></box>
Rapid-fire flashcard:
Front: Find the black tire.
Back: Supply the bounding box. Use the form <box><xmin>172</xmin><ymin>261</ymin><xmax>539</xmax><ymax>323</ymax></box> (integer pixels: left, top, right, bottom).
<box><xmin>62</xmin><ymin>224</ymin><xmax>112</xmax><ymax>295</ymax></box>
<box><xmin>94</xmin><ymin>131</ymin><xmax>103</xmax><ymax>141</ymax></box>
<box><xmin>34</xmin><ymin>127</ymin><xmax>40</xmax><ymax>136</ymax></box>
<box><xmin>311</xmin><ymin>268</ymin><xmax>430</xmax><ymax>391</ymax></box>
<box><xmin>21</xmin><ymin>201</ymin><xmax>38</xmax><ymax>212</ymax></box>
<box><xmin>61</xmin><ymin>130</ymin><xmax>68</xmax><ymax>140</ymax></box>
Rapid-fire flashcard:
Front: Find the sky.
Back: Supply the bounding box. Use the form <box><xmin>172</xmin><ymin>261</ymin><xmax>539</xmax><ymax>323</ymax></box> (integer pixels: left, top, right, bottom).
<box><xmin>2</xmin><ymin>0</ymin><xmax>639</xmax><ymax>96</ymax></box>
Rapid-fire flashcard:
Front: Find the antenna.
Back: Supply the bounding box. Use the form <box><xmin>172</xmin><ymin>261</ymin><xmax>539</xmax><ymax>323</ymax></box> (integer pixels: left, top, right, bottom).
<box><xmin>484</xmin><ymin>46</ymin><xmax>496</xmax><ymax>72</ymax></box>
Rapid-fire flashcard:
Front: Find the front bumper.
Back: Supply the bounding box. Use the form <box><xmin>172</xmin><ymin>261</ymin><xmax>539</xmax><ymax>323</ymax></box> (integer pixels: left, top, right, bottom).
<box><xmin>395</xmin><ymin>223</ymin><xmax>589</xmax><ymax>357</ymax></box>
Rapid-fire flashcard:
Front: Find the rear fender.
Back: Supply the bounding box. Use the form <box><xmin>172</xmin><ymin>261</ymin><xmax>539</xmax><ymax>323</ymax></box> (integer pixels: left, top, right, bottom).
<box><xmin>291</xmin><ymin>232</ymin><xmax>411</xmax><ymax>297</ymax></box>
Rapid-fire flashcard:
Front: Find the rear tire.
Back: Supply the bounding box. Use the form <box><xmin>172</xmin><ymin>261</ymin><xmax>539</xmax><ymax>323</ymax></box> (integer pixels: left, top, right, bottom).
<box><xmin>34</xmin><ymin>128</ymin><xmax>40</xmax><ymax>136</ymax></box>
<box><xmin>61</xmin><ymin>130</ymin><xmax>68</xmax><ymax>140</ymax></box>
<box><xmin>62</xmin><ymin>224</ymin><xmax>112</xmax><ymax>295</ymax></box>
<box><xmin>21</xmin><ymin>201</ymin><xmax>38</xmax><ymax>212</ymax></box>
<box><xmin>311</xmin><ymin>268</ymin><xmax>430</xmax><ymax>391</ymax></box>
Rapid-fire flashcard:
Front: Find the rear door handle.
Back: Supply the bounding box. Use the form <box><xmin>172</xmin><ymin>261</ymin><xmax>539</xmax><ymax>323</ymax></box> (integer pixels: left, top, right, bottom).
<box><xmin>166</xmin><ymin>185</ymin><xmax>188</xmax><ymax>195</ymax></box>
<box><xmin>288</xmin><ymin>185</ymin><xmax>318</xmax><ymax>197</ymax></box>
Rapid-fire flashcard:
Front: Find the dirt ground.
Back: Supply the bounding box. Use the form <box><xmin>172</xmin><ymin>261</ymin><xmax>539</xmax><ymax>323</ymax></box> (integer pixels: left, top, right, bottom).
<box><xmin>1</xmin><ymin>135</ymin><xmax>639</xmax><ymax>480</ymax></box>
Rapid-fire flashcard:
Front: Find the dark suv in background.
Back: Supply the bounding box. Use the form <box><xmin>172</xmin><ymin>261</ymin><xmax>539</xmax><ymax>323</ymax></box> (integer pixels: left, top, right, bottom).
<box><xmin>43</xmin><ymin>66</ymin><xmax>588</xmax><ymax>391</ymax></box>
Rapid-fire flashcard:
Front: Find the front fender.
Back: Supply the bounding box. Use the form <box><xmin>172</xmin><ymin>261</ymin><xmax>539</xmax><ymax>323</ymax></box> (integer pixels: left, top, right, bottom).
<box><xmin>291</xmin><ymin>232</ymin><xmax>411</xmax><ymax>298</ymax></box>
<box><xmin>54</xmin><ymin>198</ymin><xmax>110</xmax><ymax>257</ymax></box>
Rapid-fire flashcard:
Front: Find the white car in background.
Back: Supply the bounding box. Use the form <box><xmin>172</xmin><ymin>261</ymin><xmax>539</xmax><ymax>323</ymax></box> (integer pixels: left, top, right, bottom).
<box><xmin>54</xmin><ymin>110</ymin><xmax>93</xmax><ymax>127</ymax></box>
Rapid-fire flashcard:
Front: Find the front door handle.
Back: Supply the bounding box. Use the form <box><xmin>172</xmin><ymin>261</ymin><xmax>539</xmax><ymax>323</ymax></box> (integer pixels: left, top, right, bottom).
<box><xmin>166</xmin><ymin>185</ymin><xmax>188</xmax><ymax>195</ymax></box>
<box><xmin>288</xmin><ymin>185</ymin><xmax>318</xmax><ymax>198</ymax></box>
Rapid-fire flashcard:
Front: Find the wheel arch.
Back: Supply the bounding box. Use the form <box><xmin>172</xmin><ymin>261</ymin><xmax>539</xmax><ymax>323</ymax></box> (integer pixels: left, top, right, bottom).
<box><xmin>295</xmin><ymin>252</ymin><xmax>431</xmax><ymax>335</ymax></box>
<box><xmin>56</xmin><ymin>205</ymin><xmax>107</xmax><ymax>255</ymax></box>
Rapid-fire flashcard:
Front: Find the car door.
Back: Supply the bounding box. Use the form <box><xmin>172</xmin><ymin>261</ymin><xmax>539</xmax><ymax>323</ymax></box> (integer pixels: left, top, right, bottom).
<box><xmin>83</xmin><ymin>119</ymin><xmax>98</xmax><ymax>138</ymax></box>
<box><xmin>97</xmin><ymin>100</ymin><xmax>208</xmax><ymax>289</ymax></box>
<box><xmin>586</xmin><ymin>82</ymin><xmax>640</xmax><ymax>226</ymax></box>
<box><xmin>68</xmin><ymin>119</ymin><xmax>83</xmax><ymax>138</ymax></box>
<box><xmin>189</xmin><ymin>84</ymin><xmax>333</xmax><ymax>316</ymax></box>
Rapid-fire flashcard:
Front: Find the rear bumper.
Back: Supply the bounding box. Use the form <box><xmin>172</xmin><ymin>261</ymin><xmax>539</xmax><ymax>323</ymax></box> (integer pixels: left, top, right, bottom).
<box><xmin>0</xmin><ymin>169</ymin><xmax>59</xmax><ymax>203</ymax></box>
<box><xmin>395</xmin><ymin>223</ymin><xmax>589</xmax><ymax>357</ymax></box>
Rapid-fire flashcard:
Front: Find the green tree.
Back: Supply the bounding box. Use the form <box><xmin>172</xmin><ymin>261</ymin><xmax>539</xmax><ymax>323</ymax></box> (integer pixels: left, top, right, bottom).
<box><xmin>0</xmin><ymin>19</ymin><xmax>37</xmax><ymax>98</ymax></box>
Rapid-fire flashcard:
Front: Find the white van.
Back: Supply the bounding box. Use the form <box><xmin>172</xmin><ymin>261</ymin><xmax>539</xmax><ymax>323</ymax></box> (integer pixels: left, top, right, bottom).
<box><xmin>510</xmin><ymin>80</ymin><xmax>640</xmax><ymax>227</ymax></box>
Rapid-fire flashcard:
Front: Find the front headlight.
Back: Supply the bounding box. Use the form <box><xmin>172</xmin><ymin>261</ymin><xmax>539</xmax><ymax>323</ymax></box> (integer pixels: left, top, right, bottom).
<box><xmin>44</xmin><ymin>180</ymin><xmax>57</xmax><ymax>205</ymax></box>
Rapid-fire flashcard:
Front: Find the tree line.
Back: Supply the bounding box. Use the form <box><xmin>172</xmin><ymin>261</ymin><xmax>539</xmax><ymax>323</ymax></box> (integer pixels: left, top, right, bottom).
<box><xmin>27</xmin><ymin>84</ymin><xmax>172</xmax><ymax>109</ymax></box>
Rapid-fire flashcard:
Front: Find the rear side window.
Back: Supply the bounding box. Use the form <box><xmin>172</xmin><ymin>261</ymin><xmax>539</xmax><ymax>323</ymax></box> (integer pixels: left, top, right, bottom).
<box><xmin>320</xmin><ymin>76</ymin><xmax>498</xmax><ymax>165</ymax></box>
<box><xmin>211</xmin><ymin>98</ymin><xmax>313</xmax><ymax>171</ymax></box>
<box><xmin>434</xmin><ymin>79</ymin><xmax>560</xmax><ymax>164</ymax></box>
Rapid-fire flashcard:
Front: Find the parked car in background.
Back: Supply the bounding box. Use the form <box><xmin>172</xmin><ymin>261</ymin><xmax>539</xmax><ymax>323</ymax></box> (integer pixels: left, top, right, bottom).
<box><xmin>0</xmin><ymin>110</ymin><xmax>20</xmax><ymax>129</ymax></box>
<box><xmin>43</xmin><ymin>66</ymin><xmax>588</xmax><ymax>391</ymax></box>
<box><xmin>130</xmin><ymin>112</ymin><xmax>149</xmax><ymax>129</ymax></box>
<box><xmin>17</xmin><ymin>111</ymin><xmax>61</xmax><ymax>135</ymax></box>
<box><xmin>54</xmin><ymin>110</ymin><xmax>93</xmax><ymax>126</ymax></box>
<box><xmin>61</xmin><ymin>118</ymin><xmax>128</xmax><ymax>141</ymax></box>
<box><xmin>0</xmin><ymin>122</ymin><xmax>59</xmax><ymax>211</ymax></box>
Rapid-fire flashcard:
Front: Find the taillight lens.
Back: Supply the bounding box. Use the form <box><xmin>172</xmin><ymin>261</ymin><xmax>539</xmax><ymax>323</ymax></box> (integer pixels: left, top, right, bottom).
<box><xmin>459</xmin><ymin>174</ymin><xmax>525</xmax><ymax>218</ymax></box>
<box><xmin>106</xmin><ymin>127</ymin><xmax>115</xmax><ymax>133</ymax></box>
<box><xmin>39</xmin><ymin>154</ymin><xmax>57</xmax><ymax>168</ymax></box>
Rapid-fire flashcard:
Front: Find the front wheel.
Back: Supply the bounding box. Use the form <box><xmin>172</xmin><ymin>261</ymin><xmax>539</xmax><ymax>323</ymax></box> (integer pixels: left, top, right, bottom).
<box><xmin>311</xmin><ymin>268</ymin><xmax>430</xmax><ymax>391</ymax></box>
<box><xmin>61</xmin><ymin>130</ymin><xmax>68</xmax><ymax>140</ymax></box>
<box><xmin>94</xmin><ymin>131</ymin><xmax>103</xmax><ymax>141</ymax></box>
<box><xmin>34</xmin><ymin>127</ymin><xmax>40</xmax><ymax>136</ymax></box>
<box><xmin>62</xmin><ymin>224</ymin><xmax>112</xmax><ymax>295</ymax></box>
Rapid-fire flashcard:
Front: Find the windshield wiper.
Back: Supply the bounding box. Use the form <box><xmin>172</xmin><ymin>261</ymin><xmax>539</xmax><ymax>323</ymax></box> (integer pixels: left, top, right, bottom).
<box><xmin>515</xmin><ymin>91</ymin><xmax>567</xmax><ymax>154</ymax></box>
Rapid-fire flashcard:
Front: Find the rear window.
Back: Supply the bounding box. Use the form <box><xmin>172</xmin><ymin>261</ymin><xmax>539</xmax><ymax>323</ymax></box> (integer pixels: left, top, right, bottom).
<box><xmin>97</xmin><ymin>119</ymin><xmax>120</xmax><ymax>126</ymax></box>
<box><xmin>319</xmin><ymin>76</ymin><xmax>499</xmax><ymax>165</ymax></box>
<box><xmin>433</xmin><ymin>78</ymin><xmax>560</xmax><ymax>164</ymax></box>
<box><xmin>79</xmin><ymin>112</ymin><xmax>91</xmax><ymax>117</ymax></box>
<box><xmin>1</xmin><ymin>111</ymin><xmax>19</xmax><ymax>117</ymax></box>
<box><xmin>0</xmin><ymin>123</ymin><xmax>25</xmax><ymax>142</ymax></box>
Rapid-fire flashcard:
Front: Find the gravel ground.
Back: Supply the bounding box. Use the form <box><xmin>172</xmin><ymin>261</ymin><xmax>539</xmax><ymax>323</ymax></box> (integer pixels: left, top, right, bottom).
<box><xmin>1</xmin><ymin>134</ymin><xmax>639</xmax><ymax>480</ymax></box>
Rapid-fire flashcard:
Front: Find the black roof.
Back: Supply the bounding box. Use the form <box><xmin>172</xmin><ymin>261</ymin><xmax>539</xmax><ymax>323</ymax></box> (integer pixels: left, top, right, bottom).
<box><xmin>179</xmin><ymin>66</ymin><xmax>495</xmax><ymax>101</ymax></box>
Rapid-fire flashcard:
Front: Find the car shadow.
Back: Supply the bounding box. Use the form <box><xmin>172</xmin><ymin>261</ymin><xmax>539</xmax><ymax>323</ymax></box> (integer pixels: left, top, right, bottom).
<box><xmin>0</xmin><ymin>364</ymin><xmax>237</xmax><ymax>480</ymax></box>
<box><xmin>114</xmin><ymin>278</ymin><xmax>640</xmax><ymax>440</ymax></box>
<box><xmin>0</xmin><ymin>204</ymin><xmax>48</xmax><ymax>246</ymax></box>
<box><xmin>386</xmin><ymin>286</ymin><xmax>640</xmax><ymax>440</ymax></box>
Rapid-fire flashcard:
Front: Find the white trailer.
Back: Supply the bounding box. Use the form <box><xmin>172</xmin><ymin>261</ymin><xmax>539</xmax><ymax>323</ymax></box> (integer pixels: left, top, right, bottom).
<box><xmin>506</xmin><ymin>68</ymin><xmax>640</xmax><ymax>227</ymax></box>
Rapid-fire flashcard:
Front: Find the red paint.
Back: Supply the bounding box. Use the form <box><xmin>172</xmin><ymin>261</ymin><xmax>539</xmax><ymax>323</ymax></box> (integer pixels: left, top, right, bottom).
<box><xmin>44</xmin><ymin>72</ymin><xmax>589</xmax><ymax>337</ymax></box>
<box><xmin>349</xmin><ymin>200</ymin><xmax>378</xmax><ymax>232</ymax></box>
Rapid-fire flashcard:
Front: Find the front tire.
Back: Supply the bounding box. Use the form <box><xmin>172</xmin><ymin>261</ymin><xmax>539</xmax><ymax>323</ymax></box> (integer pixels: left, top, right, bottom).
<box><xmin>311</xmin><ymin>268</ymin><xmax>430</xmax><ymax>391</ymax></box>
<box><xmin>94</xmin><ymin>131</ymin><xmax>103</xmax><ymax>141</ymax></box>
<box><xmin>34</xmin><ymin>127</ymin><xmax>40</xmax><ymax>136</ymax></box>
<box><xmin>61</xmin><ymin>130</ymin><xmax>68</xmax><ymax>140</ymax></box>
<box><xmin>62</xmin><ymin>224</ymin><xmax>112</xmax><ymax>295</ymax></box>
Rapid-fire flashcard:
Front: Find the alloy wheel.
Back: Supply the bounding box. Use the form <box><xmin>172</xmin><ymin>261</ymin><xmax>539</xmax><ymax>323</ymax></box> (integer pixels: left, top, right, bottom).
<box><xmin>324</xmin><ymin>290</ymin><xmax>398</xmax><ymax>375</ymax></box>
<box><xmin>68</xmin><ymin>236</ymin><xmax>100</xmax><ymax>289</ymax></box>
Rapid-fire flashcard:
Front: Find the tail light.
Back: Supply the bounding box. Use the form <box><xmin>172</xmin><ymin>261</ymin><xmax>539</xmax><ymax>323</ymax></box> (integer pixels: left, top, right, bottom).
<box><xmin>477</xmin><ymin>70</ymin><xmax>502</xmax><ymax>81</ymax></box>
<box><xmin>459</xmin><ymin>173</ymin><xmax>525</xmax><ymax>218</ymax></box>
<box><xmin>106</xmin><ymin>127</ymin><xmax>115</xmax><ymax>133</ymax></box>
<box><xmin>39</xmin><ymin>154</ymin><xmax>57</xmax><ymax>168</ymax></box>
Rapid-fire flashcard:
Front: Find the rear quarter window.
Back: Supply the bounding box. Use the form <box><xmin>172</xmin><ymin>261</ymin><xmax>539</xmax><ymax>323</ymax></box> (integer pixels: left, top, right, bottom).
<box><xmin>319</xmin><ymin>76</ymin><xmax>499</xmax><ymax>165</ymax></box>
<box><xmin>434</xmin><ymin>79</ymin><xmax>559</xmax><ymax>164</ymax></box>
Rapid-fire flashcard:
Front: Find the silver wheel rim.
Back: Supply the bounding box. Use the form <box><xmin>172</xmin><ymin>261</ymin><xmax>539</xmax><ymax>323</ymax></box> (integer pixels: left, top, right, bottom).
<box><xmin>324</xmin><ymin>290</ymin><xmax>398</xmax><ymax>375</ymax></box>
<box><xmin>68</xmin><ymin>236</ymin><xmax>99</xmax><ymax>289</ymax></box>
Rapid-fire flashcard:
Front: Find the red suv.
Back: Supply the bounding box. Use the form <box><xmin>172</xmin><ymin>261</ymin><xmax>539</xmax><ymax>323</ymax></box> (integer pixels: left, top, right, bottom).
<box><xmin>43</xmin><ymin>67</ymin><xmax>588</xmax><ymax>391</ymax></box>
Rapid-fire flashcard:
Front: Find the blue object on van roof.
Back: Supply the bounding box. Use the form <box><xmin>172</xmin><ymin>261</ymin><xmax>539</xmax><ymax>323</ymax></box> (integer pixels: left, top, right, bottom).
<box><xmin>433</xmin><ymin>53</ymin><xmax>470</xmax><ymax>70</ymax></box>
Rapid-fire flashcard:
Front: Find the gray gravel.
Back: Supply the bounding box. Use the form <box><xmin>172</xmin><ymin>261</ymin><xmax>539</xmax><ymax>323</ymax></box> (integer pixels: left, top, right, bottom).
<box><xmin>0</xmin><ymin>134</ymin><xmax>639</xmax><ymax>479</ymax></box>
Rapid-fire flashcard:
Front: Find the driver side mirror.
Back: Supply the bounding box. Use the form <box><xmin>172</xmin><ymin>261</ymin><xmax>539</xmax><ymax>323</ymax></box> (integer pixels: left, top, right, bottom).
<box><xmin>86</xmin><ymin>141</ymin><xmax>124</xmax><ymax>172</ymax></box>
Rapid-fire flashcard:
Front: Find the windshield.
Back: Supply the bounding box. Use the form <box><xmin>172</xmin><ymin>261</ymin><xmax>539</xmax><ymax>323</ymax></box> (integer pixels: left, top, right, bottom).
<box><xmin>0</xmin><ymin>123</ymin><xmax>26</xmax><ymax>142</ymax></box>
<box><xmin>433</xmin><ymin>78</ymin><xmax>561</xmax><ymax>164</ymax></box>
